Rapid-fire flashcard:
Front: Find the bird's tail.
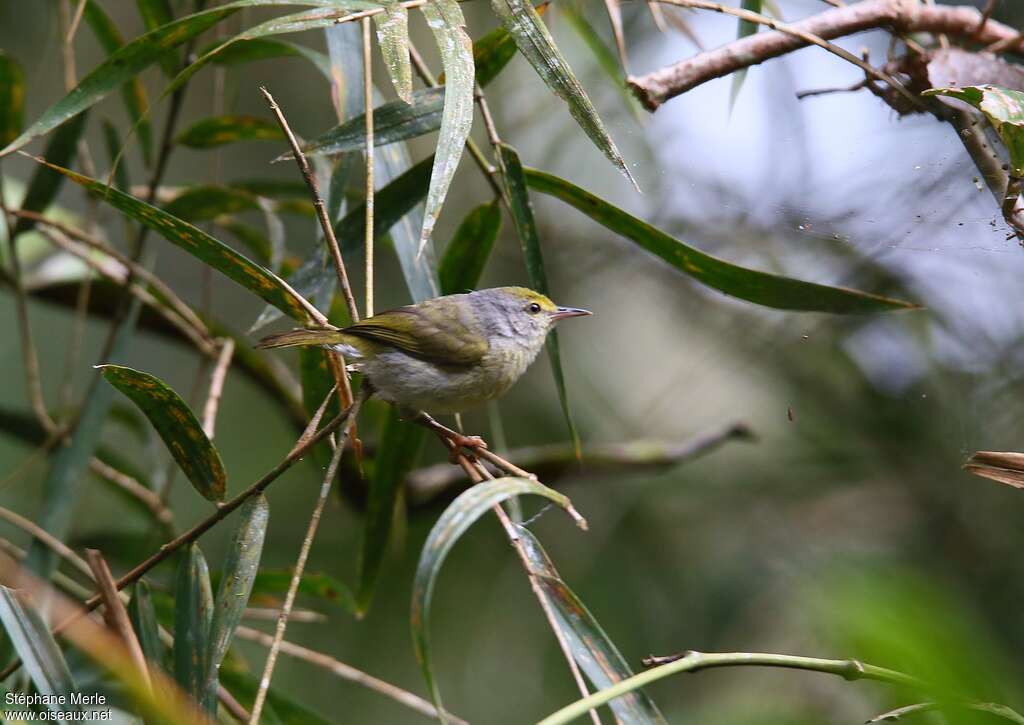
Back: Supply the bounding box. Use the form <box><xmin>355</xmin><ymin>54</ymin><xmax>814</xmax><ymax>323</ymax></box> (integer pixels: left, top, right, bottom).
<box><xmin>255</xmin><ymin>328</ymin><xmax>346</xmax><ymax>350</ymax></box>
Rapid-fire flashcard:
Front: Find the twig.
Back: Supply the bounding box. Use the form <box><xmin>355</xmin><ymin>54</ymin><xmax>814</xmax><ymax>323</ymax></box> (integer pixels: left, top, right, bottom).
<box><xmin>235</xmin><ymin>626</ymin><xmax>467</xmax><ymax>724</ymax></box>
<box><xmin>241</xmin><ymin>608</ymin><xmax>326</xmax><ymax>624</ymax></box>
<box><xmin>88</xmin><ymin>458</ymin><xmax>175</xmax><ymax>532</ymax></box>
<box><xmin>85</xmin><ymin>549</ymin><xmax>151</xmax><ymax>691</ymax></box>
<box><xmin>628</xmin><ymin>0</ymin><xmax>1024</xmax><ymax>110</ymax></box>
<box><xmin>362</xmin><ymin>17</ymin><xmax>375</xmax><ymax>318</ymax></box>
<box><xmin>248</xmin><ymin>390</ymin><xmax>367</xmax><ymax>724</ymax></box>
<box><xmin>406</xmin><ymin>423</ymin><xmax>754</xmax><ymax>504</ymax></box>
<box><xmin>539</xmin><ymin>650</ymin><xmax>932</xmax><ymax>725</ymax></box>
<box><xmin>649</xmin><ymin>0</ymin><xmax>920</xmax><ymax>110</ymax></box>
<box><xmin>202</xmin><ymin>338</ymin><xmax>234</xmax><ymax>439</ymax></box>
<box><xmin>260</xmin><ymin>87</ymin><xmax>360</xmax><ymax>325</ymax></box>
<box><xmin>0</xmin><ymin>405</ymin><xmax>355</xmax><ymax>682</ymax></box>
<box><xmin>0</xmin><ymin>505</ymin><xmax>92</xmax><ymax>581</ymax></box>
<box><xmin>440</xmin><ymin>438</ymin><xmax>599</xmax><ymax>725</ymax></box>
<box><xmin>869</xmin><ymin>701</ymin><xmax>1024</xmax><ymax>724</ymax></box>
<box><xmin>975</xmin><ymin>0</ymin><xmax>998</xmax><ymax>36</ymax></box>
<box><xmin>64</xmin><ymin>0</ymin><xmax>88</xmax><ymax>49</ymax></box>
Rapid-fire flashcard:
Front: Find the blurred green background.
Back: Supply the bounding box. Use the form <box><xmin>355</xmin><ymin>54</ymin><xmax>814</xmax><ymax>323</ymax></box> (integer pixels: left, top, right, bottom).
<box><xmin>4</xmin><ymin>0</ymin><xmax>1024</xmax><ymax>722</ymax></box>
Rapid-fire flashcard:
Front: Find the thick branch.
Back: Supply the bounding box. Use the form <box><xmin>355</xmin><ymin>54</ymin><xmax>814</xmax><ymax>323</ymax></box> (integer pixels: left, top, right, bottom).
<box><xmin>629</xmin><ymin>0</ymin><xmax>1024</xmax><ymax>110</ymax></box>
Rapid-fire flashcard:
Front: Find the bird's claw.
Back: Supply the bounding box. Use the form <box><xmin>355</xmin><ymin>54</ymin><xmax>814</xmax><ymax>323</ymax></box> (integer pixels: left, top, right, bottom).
<box><xmin>446</xmin><ymin>434</ymin><xmax>488</xmax><ymax>464</ymax></box>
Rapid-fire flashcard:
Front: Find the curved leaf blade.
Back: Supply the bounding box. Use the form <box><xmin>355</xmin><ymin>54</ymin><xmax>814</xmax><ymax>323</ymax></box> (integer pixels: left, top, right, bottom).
<box><xmin>0</xmin><ymin>587</ymin><xmax>82</xmax><ymax>721</ymax></box>
<box><xmin>174</xmin><ymin>543</ymin><xmax>214</xmax><ymax>712</ymax></box>
<box><xmin>0</xmin><ymin>51</ymin><xmax>25</xmax><ymax>147</ymax></box>
<box><xmin>374</xmin><ymin>2</ymin><xmax>413</xmax><ymax>103</ymax></box>
<box><xmin>439</xmin><ymin>200</ymin><xmax>502</xmax><ymax>294</ymax></box>
<box><xmin>524</xmin><ymin>167</ymin><xmax>920</xmax><ymax>313</ymax></box>
<box><xmin>101</xmin><ymin>364</ymin><xmax>227</xmax><ymax>502</ymax></box>
<box><xmin>83</xmin><ymin>0</ymin><xmax>154</xmax><ymax>165</ymax></box>
<box><xmin>411</xmin><ymin>477</ymin><xmax>581</xmax><ymax>719</ymax></box>
<box><xmin>206</xmin><ymin>494</ymin><xmax>269</xmax><ymax>704</ymax></box>
<box><xmin>418</xmin><ymin>0</ymin><xmax>474</xmax><ymax>249</ymax></box>
<box><xmin>293</xmin><ymin>87</ymin><xmax>443</xmax><ymax>159</ymax></box>
<box><xmin>203</xmin><ymin>37</ymin><xmax>332</xmax><ymax>79</ymax></box>
<box><xmin>357</xmin><ymin>410</ymin><xmax>424</xmax><ymax>614</ymax></box>
<box><xmin>33</xmin><ymin>157</ymin><xmax>311</xmax><ymax>320</ymax></box>
<box><xmin>489</xmin><ymin>0</ymin><xmax>636</xmax><ymax>187</ymax></box>
<box><xmin>498</xmin><ymin>143</ymin><xmax>581</xmax><ymax>456</ymax></box>
<box><xmin>177</xmin><ymin>115</ymin><xmax>285</xmax><ymax>149</ymax></box>
<box><xmin>135</xmin><ymin>0</ymin><xmax>178</xmax><ymax>77</ymax></box>
<box><xmin>516</xmin><ymin>526</ymin><xmax>666</xmax><ymax>724</ymax></box>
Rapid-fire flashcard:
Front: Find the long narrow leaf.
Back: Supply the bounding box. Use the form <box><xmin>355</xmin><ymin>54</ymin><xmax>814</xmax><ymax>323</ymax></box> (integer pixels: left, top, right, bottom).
<box><xmin>516</xmin><ymin>525</ymin><xmax>666</xmax><ymax>723</ymax></box>
<box><xmin>525</xmin><ymin>167</ymin><xmax>919</xmax><ymax>313</ymax></box>
<box><xmin>177</xmin><ymin>115</ymin><xmax>285</xmax><ymax>148</ymax></box>
<box><xmin>83</xmin><ymin>0</ymin><xmax>154</xmax><ymax>165</ymax></box>
<box><xmin>0</xmin><ymin>51</ymin><xmax>25</xmax><ymax>147</ymax></box>
<box><xmin>439</xmin><ymin>200</ymin><xmax>502</xmax><ymax>294</ymax></box>
<box><xmin>203</xmin><ymin>37</ymin><xmax>332</xmax><ymax>79</ymax></box>
<box><xmin>33</xmin><ymin>157</ymin><xmax>312</xmax><ymax>321</ymax></box>
<box><xmin>249</xmin><ymin>569</ymin><xmax>357</xmax><ymax>615</ymax></box>
<box><xmin>374</xmin><ymin>2</ymin><xmax>413</xmax><ymax>103</ymax></box>
<box><xmin>128</xmin><ymin>580</ymin><xmax>167</xmax><ymax>674</ymax></box>
<box><xmin>411</xmin><ymin>477</ymin><xmax>583</xmax><ymax>721</ymax></box>
<box><xmin>418</xmin><ymin>0</ymin><xmax>474</xmax><ymax>249</ymax></box>
<box><xmin>490</xmin><ymin>0</ymin><xmax>636</xmax><ymax>187</ymax></box>
<box><xmin>729</xmin><ymin>0</ymin><xmax>762</xmax><ymax>108</ymax></box>
<box><xmin>292</xmin><ymin>87</ymin><xmax>443</xmax><ymax>159</ymax></box>
<box><xmin>12</xmin><ymin>113</ymin><xmax>89</xmax><ymax>238</ymax></box>
<box><xmin>173</xmin><ymin>544</ymin><xmax>214</xmax><ymax>712</ymax></box>
<box><xmin>100</xmin><ymin>365</ymin><xmax>227</xmax><ymax>502</ymax></box>
<box><xmin>206</xmin><ymin>495</ymin><xmax>269</xmax><ymax>706</ymax></box>
<box><xmin>498</xmin><ymin>143</ymin><xmax>582</xmax><ymax>455</ymax></box>
<box><xmin>357</xmin><ymin>410</ymin><xmax>424</xmax><ymax>614</ymax></box>
<box><xmin>0</xmin><ymin>587</ymin><xmax>81</xmax><ymax>722</ymax></box>
<box><xmin>135</xmin><ymin>0</ymin><xmax>178</xmax><ymax>77</ymax></box>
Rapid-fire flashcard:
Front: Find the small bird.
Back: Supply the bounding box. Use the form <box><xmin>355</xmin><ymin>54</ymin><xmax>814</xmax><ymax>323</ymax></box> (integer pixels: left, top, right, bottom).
<box><xmin>256</xmin><ymin>286</ymin><xmax>591</xmax><ymax>449</ymax></box>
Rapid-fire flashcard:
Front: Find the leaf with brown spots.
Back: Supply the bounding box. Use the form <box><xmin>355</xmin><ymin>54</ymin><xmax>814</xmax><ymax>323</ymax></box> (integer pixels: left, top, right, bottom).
<box><xmin>31</xmin><ymin>157</ymin><xmax>310</xmax><ymax>321</ymax></box>
<box><xmin>101</xmin><ymin>365</ymin><xmax>226</xmax><ymax>502</ymax></box>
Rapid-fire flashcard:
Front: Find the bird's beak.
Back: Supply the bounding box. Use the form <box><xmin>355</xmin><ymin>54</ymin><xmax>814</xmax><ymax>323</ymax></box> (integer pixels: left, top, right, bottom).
<box><xmin>550</xmin><ymin>306</ymin><xmax>592</xmax><ymax>321</ymax></box>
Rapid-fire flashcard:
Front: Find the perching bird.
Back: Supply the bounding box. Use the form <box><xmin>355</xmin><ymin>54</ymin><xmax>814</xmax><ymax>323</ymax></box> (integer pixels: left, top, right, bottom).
<box><xmin>256</xmin><ymin>286</ymin><xmax>591</xmax><ymax>447</ymax></box>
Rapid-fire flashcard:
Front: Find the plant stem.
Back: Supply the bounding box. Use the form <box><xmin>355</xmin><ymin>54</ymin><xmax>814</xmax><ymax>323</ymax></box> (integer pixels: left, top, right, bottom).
<box><xmin>362</xmin><ymin>17</ymin><xmax>375</xmax><ymax>318</ymax></box>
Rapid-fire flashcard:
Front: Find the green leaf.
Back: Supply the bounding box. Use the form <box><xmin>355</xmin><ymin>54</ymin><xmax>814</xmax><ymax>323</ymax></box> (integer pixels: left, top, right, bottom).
<box><xmin>0</xmin><ymin>51</ymin><xmax>25</xmax><ymax>147</ymax></box>
<box><xmin>0</xmin><ymin>587</ymin><xmax>82</xmax><ymax>721</ymax></box>
<box><xmin>729</xmin><ymin>0</ymin><xmax>762</xmax><ymax>109</ymax></box>
<box><xmin>524</xmin><ymin>167</ymin><xmax>920</xmax><ymax>313</ymax></box>
<box><xmin>163</xmin><ymin>184</ymin><xmax>261</xmax><ymax>222</ymax></box>
<box><xmin>12</xmin><ymin>112</ymin><xmax>90</xmax><ymax>238</ymax></box>
<box><xmin>418</xmin><ymin>0</ymin><xmax>474</xmax><ymax>249</ymax></box>
<box><xmin>334</xmin><ymin>153</ymin><xmax>433</xmax><ymax>250</ymax></box>
<box><xmin>249</xmin><ymin>569</ymin><xmax>357</xmax><ymax>615</ymax></box>
<box><xmin>439</xmin><ymin>200</ymin><xmax>502</xmax><ymax>294</ymax></box>
<box><xmin>174</xmin><ymin>543</ymin><xmax>214</xmax><ymax>712</ymax></box>
<box><xmin>203</xmin><ymin>37</ymin><xmax>332</xmax><ymax>79</ymax></box>
<box><xmin>177</xmin><ymin>115</ymin><xmax>285</xmax><ymax>149</ymax></box>
<box><xmin>498</xmin><ymin>143</ymin><xmax>582</xmax><ymax>456</ymax></box>
<box><xmin>411</xmin><ymin>477</ymin><xmax>583</xmax><ymax>719</ymax></box>
<box><xmin>489</xmin><ymin>0</ymin><xmax>635</xmax><ymax>187</ymax></box>
<box><xmin>128</xmin><ymin>580</ymin><xmax>167</xmax><ymax>674</ymax></box>
<box><xmin>100</xmin><ymin>364</ymin><xmax>227</xmax><ymax>502</ymax></box>
<box><xmin>135</xmin><ymin>0</ymin><xmax>178</xmax><ymax>77</ymax></box>
<box><xmin>515</xmin><ymin>525</ymin><xmax>666</xmax><ymax>724</ymax></box>
<box><xmin>472</xmin><ymin>26</ymin><xmax>518</xmax><ymax>88</ymax></box>
<box><xmin>34</xmin><ymin>157</ymin><xmax>312</xmax><ymax>321</ymax></box>
<box><xmin>83</xmin><ymin>0</ymin><xmax>154</xmax><ymax>166</ymax></box>
<box><xmin>357</xmin><ymin>410</ymin><xmax>424</xmax><ymax>614</ymax></box>
<box><xmin>374</xmin><ymin>2</ymin><xmax>413</xmax><ymax>103</ymax></box>
<box><xmin>206</xmin><ymin>494</ymin><xmax>269</xmax><ymax>706</ymax></box>
<box><xmin>293</xmin><ymin>87</ymin><xmax>443</xmax><ymax>159</ymax></box>
<box><xmin>923</xmin><ymin>85</ymin><xmax>1024</xmax><ymax>175</ymax></box>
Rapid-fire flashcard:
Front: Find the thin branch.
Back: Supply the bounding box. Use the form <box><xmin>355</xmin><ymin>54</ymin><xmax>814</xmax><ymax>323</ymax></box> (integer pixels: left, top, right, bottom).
<box><xmin>242</xmin><ymin>607</ymin><xmax>326</xmax><ymax>624</ymax></box>
<box><xmin>260</xmin><ymin>86</ymin><xmax>360</xmax><ymax>325</ymax></box>
<box><xmin>869</xmin><ymin>701</ymin><xmax>1024</xmax><ymax>724</ymax></box>
<box><xmin>248</xmin><ymin>390</ymin><xmax>367</xmax><ymax>723</ymax></box>
<box><xmin>629</xmin><ymin>0</ymin><xmax>1024</xmax><ymax>110</ymax></box>
<box><xmin>236</xmin><ymin>626</ymin><xmax>466</xmax><ymax>724</ymax></box>
<box><xmin>0</xmin><ymin>505</ymin><xmax>92</xmax><ymax>581</ymax></box>
<box><xmin>64</xmin><ymin>0</ymin><xmax>88</xmax><ymax>48</ymax></box>
<box><xmin>362</xmin><ymin>17</ymin><xmax>375</xmax><ymax>318</ymax></box>
<box><xmin>202</xmin><ymin>338</ymin><xmax>235</xmax><ymax>439</ymax></box>
<box><xmin>85</xmin><ymin>549</ymin><xmax>151</xmax><ymax>691</ymax></box>
<box><xmin>0</xmin><ymin>405</ymin><xmax>355</xmax><ymax>682</ymax></box>
<box><xmin>88</xmin><ymin>458</ymin><xmax>175</xmax><ymax>532</ymax></box>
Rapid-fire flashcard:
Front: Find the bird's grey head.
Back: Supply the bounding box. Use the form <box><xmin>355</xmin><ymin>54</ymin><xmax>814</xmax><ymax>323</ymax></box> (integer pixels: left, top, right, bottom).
<box><xmin>468</xmin><ymin>287</ymin><xmax>591</xmax><ymax>353</ymax></box>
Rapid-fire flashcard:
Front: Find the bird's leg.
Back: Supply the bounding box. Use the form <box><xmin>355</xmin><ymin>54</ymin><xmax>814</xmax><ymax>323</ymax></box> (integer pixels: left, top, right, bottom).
<box><xmin>408</xmin><ymin>411</ymin><xmax>488</xmax><ymax>463</ymax></box>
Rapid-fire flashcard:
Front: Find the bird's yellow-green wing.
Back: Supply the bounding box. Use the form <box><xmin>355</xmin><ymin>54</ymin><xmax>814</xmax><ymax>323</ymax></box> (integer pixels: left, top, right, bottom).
<box><xmin>342</xmin><ymin>300</ymin><xmax>488</xmax><ymax>365</ymax></box>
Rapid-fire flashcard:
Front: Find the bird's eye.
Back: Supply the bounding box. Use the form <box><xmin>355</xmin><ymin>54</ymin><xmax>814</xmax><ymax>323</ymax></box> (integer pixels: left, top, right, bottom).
<box><xmin>528</xmin><ymin>302</ymin><xmax>542</xmax><ymax>314</ymax></box>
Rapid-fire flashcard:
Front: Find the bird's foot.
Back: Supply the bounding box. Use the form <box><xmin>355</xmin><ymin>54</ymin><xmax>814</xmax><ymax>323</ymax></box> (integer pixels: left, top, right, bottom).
<box><xmin>446</xmin><ymin>433</ymin><xmax>488</xmax><ymax>464</ymax></box>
